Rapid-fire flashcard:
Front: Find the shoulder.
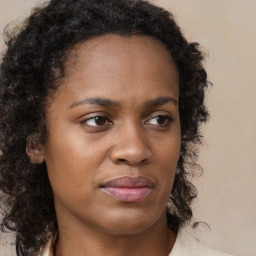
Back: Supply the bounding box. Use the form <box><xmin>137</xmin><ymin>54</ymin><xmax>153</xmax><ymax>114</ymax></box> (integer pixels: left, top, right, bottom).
<box><xmin>169</xmin><ymin>228</ymin><xmax>233</xmax><ymax>256</ymax></box>
<box><xmin>39</xmin><ymin>228</ymin><xmax>233</xmax><ymax>256</ymax></box>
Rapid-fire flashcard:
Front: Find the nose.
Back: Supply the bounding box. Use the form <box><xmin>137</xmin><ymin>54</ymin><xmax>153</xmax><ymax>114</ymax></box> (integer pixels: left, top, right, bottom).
<box><xmin>110</xmin><ymin>125</ymin><xmax>153</xmax><ymax>166</ymax></box>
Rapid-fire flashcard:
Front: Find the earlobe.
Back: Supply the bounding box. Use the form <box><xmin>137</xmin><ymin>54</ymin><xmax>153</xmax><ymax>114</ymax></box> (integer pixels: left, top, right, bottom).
<box><xmin>26</xmin><ymin>135</ymin><xmax>45</xmax><ymax>164</ymax></box>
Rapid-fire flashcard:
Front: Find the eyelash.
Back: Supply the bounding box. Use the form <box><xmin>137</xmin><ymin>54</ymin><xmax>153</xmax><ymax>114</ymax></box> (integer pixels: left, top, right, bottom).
<box><xmin>80</xmin><ymin>115</ymin><xmax>112</xmax><ymax>128</ymax></box>
<box><xmin>80</xmin><ymin>114</ymin><xmax>173</xmax><ymax>129</ymax></box>
<box><xmin>145</xmin><ymin>115</ymin><xmax>173</xmax><ymax>127</ymax></box>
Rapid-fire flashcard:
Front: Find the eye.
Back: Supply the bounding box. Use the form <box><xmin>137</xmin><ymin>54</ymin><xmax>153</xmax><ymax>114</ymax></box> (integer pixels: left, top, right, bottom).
<box><xmin>81</xmin><ymin>116</ymin><xmax>112</xmax><ymax>127</ymax></box>
<box><xmin>145</xmin><ymin>115</ymin><xmax>172</xmax><ymax>126</ymax></box>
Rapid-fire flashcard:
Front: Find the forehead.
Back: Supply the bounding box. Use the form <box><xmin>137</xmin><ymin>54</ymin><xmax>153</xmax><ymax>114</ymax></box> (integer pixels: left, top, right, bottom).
<box><xmin>53</xmin><ymin>34</ymin><xmax>179</xmax><ymax>106</ymax></box>
<box><xmin>65</xmin><ymin>34</ymin><xmax>178</xmax><ymax>80</ymax></box>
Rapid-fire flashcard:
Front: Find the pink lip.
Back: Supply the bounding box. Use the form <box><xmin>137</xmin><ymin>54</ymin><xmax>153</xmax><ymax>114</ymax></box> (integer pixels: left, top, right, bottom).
<box><xmin>101</xmin><ymin>176</ymin><xmax>154</xmax><ymax>202</ymax></box>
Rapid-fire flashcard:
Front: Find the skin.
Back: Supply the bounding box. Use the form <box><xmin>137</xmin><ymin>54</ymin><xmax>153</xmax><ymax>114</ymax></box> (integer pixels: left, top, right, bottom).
<box><xmin>33</xmin><ymin>34</ymin><xmax>181</xmax><ymax>256</ymax></box>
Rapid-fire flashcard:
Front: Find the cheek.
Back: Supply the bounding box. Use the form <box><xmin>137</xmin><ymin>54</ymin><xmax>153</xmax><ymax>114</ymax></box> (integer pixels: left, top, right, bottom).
<box><xmin>155</xmin><ymin>130</ymin><xmax>181</xmax><ymax>191</ymax></box>
<box><xmin>44</xmin><ymin>127</ymin><xmax>110</xmax><ymax>193</ymax></box>
<box><xmin>157</xmin><ymin>132</ymin><xmax>181</xmax><ymax>169</ymax></box>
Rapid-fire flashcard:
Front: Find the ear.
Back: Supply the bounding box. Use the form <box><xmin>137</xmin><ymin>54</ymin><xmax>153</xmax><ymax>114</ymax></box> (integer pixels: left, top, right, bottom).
<box><xmin>26</xmin><ymin>135</ymin><xmax>45</xmax><ymax>164</ymax></box>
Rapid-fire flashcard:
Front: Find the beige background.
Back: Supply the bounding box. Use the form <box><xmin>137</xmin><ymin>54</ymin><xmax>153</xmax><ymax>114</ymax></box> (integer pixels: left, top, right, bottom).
<box><xmin>0</xmin><ymin>0</ymin><xmax>255</xmax><ymax>256</ymax></box>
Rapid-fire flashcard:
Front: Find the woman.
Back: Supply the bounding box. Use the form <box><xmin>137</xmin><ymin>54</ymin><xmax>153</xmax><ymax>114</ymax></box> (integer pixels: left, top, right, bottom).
<box><xmin>0</xmin><ymin>0</ymin><xmax>231</xmax><ymax>255</ymax></box>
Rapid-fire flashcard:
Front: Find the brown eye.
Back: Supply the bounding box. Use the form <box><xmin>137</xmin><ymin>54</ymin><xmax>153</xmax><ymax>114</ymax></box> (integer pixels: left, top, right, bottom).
<box><xmin>155</xmin><ymin>116</ymin><xmax>167</xmax><ymax>125</ymax></box>
<box><xmin>146</xmin><ymin>115</ymin><xmax>172</xmax><ymax>126</ymax></box>
<box><xmin>94</xmin><ymin>116</ymin><xmax>107</xmax><ymax>126</ymax></box>
<box><xmin>82</xmin><ymin>116</ymin><xmax>111</xmax><ymax>127</ymax></box>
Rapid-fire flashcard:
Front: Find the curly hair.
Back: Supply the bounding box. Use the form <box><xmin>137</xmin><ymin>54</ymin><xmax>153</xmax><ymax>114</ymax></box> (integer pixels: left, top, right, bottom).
<box><xmin>0</xmin><ymin>0</ymin><xmax>209</xmax><ymax>255</ymax></box>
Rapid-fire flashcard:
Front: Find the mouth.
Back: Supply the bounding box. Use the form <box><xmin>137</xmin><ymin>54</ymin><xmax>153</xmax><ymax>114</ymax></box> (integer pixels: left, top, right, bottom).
<box><xmin>100</xmin><ymin>176</ymin><xmax>154</xmax><ymax>202</ymax></box>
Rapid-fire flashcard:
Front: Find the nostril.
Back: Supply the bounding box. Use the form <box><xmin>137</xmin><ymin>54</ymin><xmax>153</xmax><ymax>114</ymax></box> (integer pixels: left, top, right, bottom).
<box><xmin>117</xmin><ymin>158</ymin><xmax>148</xmax><ymax>165</ymax></box>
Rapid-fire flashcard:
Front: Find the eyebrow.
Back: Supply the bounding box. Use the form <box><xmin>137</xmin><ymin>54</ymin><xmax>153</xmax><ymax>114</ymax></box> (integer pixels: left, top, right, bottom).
<box><xmin>145</xmin><ymin>96</ymin><xmax>177</xmax><ymax>107</ymax></box>
<box><xmin>69</xmin><ymin>96</ymin><xmax>177</xmax><ymax>109</ymax></box>
<box><xmin>69</xmin><ymin>97</ymin><xmax>119</xmax><ymax>109</ymax></box>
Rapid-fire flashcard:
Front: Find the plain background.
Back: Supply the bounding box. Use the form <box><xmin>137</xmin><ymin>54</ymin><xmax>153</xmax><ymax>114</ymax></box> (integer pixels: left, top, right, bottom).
<box><xmin>0</xmin><ymin>0</ymin><xmax>255</xmax><ymax>256</ymax></box>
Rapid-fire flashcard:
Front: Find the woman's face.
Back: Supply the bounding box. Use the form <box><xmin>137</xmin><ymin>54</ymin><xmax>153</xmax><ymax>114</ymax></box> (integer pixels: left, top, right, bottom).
<box><xmin>41</xmin><ymin>34</ymin><xmax>180</xmax><ymax>235</ymax></box>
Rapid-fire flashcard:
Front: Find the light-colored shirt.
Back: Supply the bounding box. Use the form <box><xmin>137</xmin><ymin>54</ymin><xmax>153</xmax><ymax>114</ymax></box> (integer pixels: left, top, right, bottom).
<box><xmin>38</xmin><ymin>228</ymin><xmax>232</xmax><ymax>256</ymax></box>
<box><xmin>169</xmin><ymin>228</ymin><xmax>231</xmax><ymax>256</ymax></box>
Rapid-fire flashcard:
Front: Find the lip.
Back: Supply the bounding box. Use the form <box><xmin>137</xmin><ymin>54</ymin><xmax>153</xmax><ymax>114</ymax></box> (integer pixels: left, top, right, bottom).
<box><xmin>100</xmin><ymin>176</ymin><xmax>154</xmax><ymax>202</ymax></box>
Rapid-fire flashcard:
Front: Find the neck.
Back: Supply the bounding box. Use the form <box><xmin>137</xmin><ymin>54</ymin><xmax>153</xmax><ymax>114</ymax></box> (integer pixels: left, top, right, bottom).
<box><xmin>54</xmin><ymin>213</ymin><xmax>176</xmax><ymax>256</ymax></box>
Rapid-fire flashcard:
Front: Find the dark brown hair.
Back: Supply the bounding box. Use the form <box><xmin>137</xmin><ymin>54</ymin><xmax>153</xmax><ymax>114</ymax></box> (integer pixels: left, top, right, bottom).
<box><xmin>0</xmin><ymin>0</ymin><xmax>209</xmax><ymax>255</ymax></box>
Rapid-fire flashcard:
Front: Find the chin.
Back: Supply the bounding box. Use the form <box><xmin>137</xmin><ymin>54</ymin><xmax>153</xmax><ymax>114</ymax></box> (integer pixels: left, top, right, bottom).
<box><xmin>101</xmin><ymin>209</ymin><xmax>165</xmax><ymax>236</ymax></box>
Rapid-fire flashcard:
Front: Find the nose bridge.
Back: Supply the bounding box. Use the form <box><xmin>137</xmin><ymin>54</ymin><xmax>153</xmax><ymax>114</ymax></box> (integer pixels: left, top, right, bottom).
<box><xmin>122</xmin><ymin>123</ymin><xmax>146</xmax><ymax>151</ymax></box>
<box><xmin>110</xmin><ymin>120</ymin><xmax>152</xmax><ymax>165</ymax></box>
